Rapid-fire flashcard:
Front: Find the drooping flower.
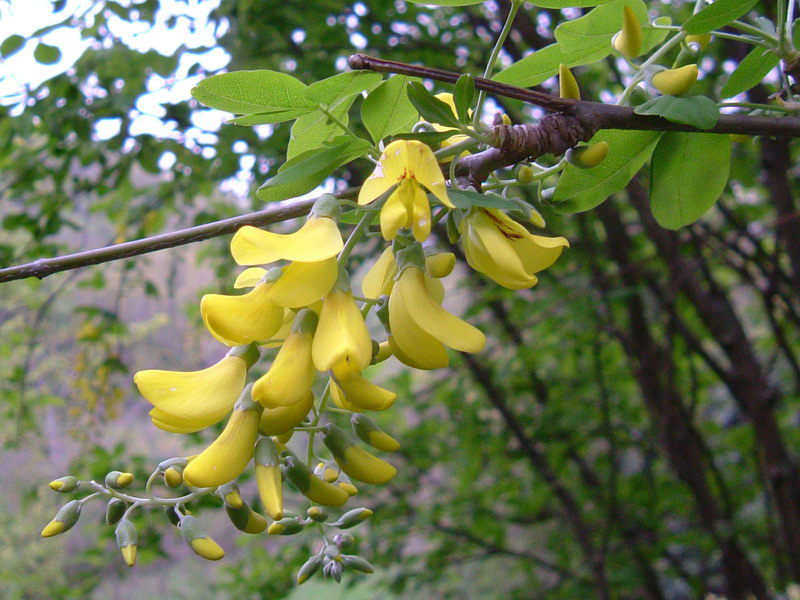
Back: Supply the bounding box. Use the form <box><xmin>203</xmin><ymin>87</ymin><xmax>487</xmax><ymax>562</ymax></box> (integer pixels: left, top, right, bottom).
<box><xmin>134</xmin><ymin>344</ymin><xmax>260</xmax><ymax>433</ymax></box>
<box><xmin>388</xmin><ymin>243</ymin><xmax>485</xmax><ymax>366</ymax></box>
<box><xmin>183</xmin><ymin>384</ymin><xmax>262</xmax><ymax>488</ymax></box>
<box><xmin>252</xmin><ymin>309</ymin><xmax>317</xmax><ymax>408</ymax></box>
<box><xmin>329</xmin><ymin>362</ymin><xmax>396</xmax><ymax>411</ymax></box>
<box><xmin>230</xmin><ymin>195</ymin><xmax>343</xmax><ymax>266</ymax></box>
<box><xmin>201</xmin><ymin>268</ymin><xmax>284</xmax><ymax>346</ymax></box>
<box><xmin>358</xmin><ymin>140</ymin><xmax>453</xmax><ymax>242</ymax></box>
<box><xmin>461</xmin><ymin>208</ymin><xmax>569</xmax><ymax>290</ymax></box>
<box><xmin>267</xmin><ymin>257</ymin><xmax>338</xmax><ymax>309</ymax></box>
<box><xmin>312</xmin><ymin>270</ymin><xmax>372</xmax><ymax>373</ymax></box>
<box><xmin>259</xmin><ymin>391</ymin><xmax>315</xmax><ymax>436</ymax></box>
<box><xmin>361</xmin><ymin>246</ymin><xmax>454</xmax><ymax>300</ymax></box>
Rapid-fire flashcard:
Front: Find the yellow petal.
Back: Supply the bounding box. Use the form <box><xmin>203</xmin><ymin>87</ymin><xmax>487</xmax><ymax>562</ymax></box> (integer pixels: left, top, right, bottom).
<box><xmin>259</xmin><ymin>391</ymin><xmax>314</xmax><ymax>435</ymax></box>
<box><xmin>183</xmin><ymin>408</ymin><xmax>261</xmax><ymax>488</ymax></box>
<box><xmin>334</xmin><ymin>446</ymin><xmax>397</xmax><ymax>484</ymax></box>
<box><xmin>252</xmin><ymin>331</ymin><xmax>315</xmax><ymax>408</ymax></box>
<box><xmin>312</xmin><ymin>290</ymin><xmax>372</xmax><ymax>372</ymax></box>
<box><xmin>361</xmin><ymin>247</ymin><xmax>396</xmax><ymax>299</ymax></box>
<box><xmin>134</xmin><ymin>355</ymin><xmax>246</xmax><ymax>431</ymax></box>
<box><xmin>331</xmin><ymin>364</ymin><xmax>396</xmax><ymax>411</ymax></box>
<box><xmin>234</xmin><ymin>267</ymin><xmax>267</xmax><ymax>289</ymax></box>
<box><xmin>410</xmin><ymin>183</ymin><xmax>432</xmax><ymax>242</ymax></box>
<box><xmin>513</xmin><ymin>234</ymin><xmax>570</xmax><ymax>274</ymax></box>
<box><xmin>201</xmin><ymin>283</ymin><xmax>284</xmax><ymax>346</ymax></box>
<box><xmin>150</xmin><ymin>415</ymin><xmax>200</xmax><ymax>434</ymax></box>
<box><xmin>256</xmin><ymin>464</ymin><xmax>283</xmax><ymax>520</ymax></box>
<box><xmin>388</xmin><ymin>280</ymin><xmax>449</xmax><ymax>370</ymax></box>
<box><xmin>230</xmin><ymin>218</ymin><xmax>343</xmax><ymax>265</ymax></box>
<box><xmin>380</xmin><ymin>186</ymin><xmax>412</xmax><ymax>241</ymax></box>
<box><xmin>468</xmin><ymin>211</ymin><xmax>537</xmax><ymax>289</ymax></box>
<box><xmin>190</xmin><ymin>537</ymin><xmax>225</xmax><ymax>561</ymax></box>
<box><xmin>398</xmin><ymin>140</ymin><xmax>452</xmax><ymax>208</ymax></box>
<box><xmin>268</xmin><ymin>257</ymin><xmax>338</xmax><ymax>308</ymax></box>
<box><xmin>397</xmin><ymin>267</ymin><xmax>485</xmax><ymax>353</ymax></box>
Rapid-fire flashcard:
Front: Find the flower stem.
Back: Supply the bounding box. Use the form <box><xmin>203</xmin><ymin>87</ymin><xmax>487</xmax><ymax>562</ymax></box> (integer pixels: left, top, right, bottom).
<box><xmin>338</xmin><ymin>210</ymin><xmax>375</xmax><ymax>265</ymax></box>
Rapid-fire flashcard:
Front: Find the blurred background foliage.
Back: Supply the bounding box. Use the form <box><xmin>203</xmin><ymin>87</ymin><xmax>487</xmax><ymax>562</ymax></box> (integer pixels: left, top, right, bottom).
<box><xmin>2</xmin><ymin>0</ymin><xmax>800</xmax><ymax>598</ymax></box>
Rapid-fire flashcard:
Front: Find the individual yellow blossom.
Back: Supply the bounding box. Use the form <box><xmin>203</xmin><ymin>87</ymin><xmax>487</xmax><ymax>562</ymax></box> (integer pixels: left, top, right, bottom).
<box><xmin>361</xmin><ymin>246</ymin><xmax>454</xmax><ymax>300</ymax></box>
<box><xmin>252</xmin><ymin>309</ymin><xmax>317</xmax><ymax>408</ymax></box>
<box><xmin>259</xmin><ymin>391</ymin><xmax>314</xmax><ymax>436</ymax></box>
<box><xmin>358</xmin><ymin>140</ymin><xmax>453</xmax><ymax>242</ymax></box>
<box><xmin>230</xmin><ymin>195</ymin><xmax>343</xmax><ymax>265</ymax></box>
<box><xmin>329</xmin><ymin>362</ymin><xmax>396</xmax><ymax>411</ymax></box>
<box><xmin>461</xmin><ymin>208</ymin><xmax>569</xmax><ymax>289</ymax></box>
<box><xmin>135</xmin><ymin>344</ymin><xmax>259</xmax><ymax>433</ymax></box>
<box><xmin>201</xmin><ymin>269</ymin><xmax>284</xmax><ymax>346</ymax></box>
<box><xmin>183</xmin><ymin>384</ymin><xmax>262</xmax><ymax>488</ymax></box>
<box><xmin>312</xmin><ymin>272</ymin><xmax>372</xmax><ymax>373</ymax></box>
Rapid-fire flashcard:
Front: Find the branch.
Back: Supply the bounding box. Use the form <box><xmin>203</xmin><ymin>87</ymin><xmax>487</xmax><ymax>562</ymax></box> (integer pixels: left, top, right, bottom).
<box><xmin>0</xmin><ymin>190</ymin><xmax>356</xmax><ymax>284</ymax></box>
<box><xmin>349</xmin><ymin>53</ymin><xmax>800</xmax><ymax>138</ymax></box>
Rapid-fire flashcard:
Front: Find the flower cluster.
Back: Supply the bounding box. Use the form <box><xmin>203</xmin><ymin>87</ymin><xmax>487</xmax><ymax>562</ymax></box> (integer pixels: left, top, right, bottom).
<box><xmin>41</xmin><ymin>138</ymin><xmax>568</xmax><ymax>584</ymax></box>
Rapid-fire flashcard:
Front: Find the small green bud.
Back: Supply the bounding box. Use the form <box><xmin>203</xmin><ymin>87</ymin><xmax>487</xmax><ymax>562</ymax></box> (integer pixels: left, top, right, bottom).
<box><xmin>331</xmin><ymin>508</ymin><xmax>373</xmax><ymax>529</ymax></box>
<box><xmin>342</xmin><ymin>554</ymin><xmax>375</xmax><ymax>574</ymax></box>
<box><xmin>41</xmin><ymin>499</ymin><xmax>82</xmax><ymax>537</ymax></box>
<box><xmin>105</xmin><ymin>471</ymin><xmax>134</xmax><ymax>489</ymax></box>
<box><xmin>49</xmin><ymin>476</ymin><xmax>79</xmax><ymax>493</ymax></box>
<box><xmin>180</xmin><ymin>515</ymin><xmax>225</xmax><ymax>561</ymax></box>
<box><xmin>163</xmin><ymin>465</ymin><xmax>184</xmax><ymax>488</ymax></box>
<box><xmin>225</xmin><ymin>501</ymin><xmax>268</xmax><ymax>534</ymax></box>
<box><xmin>267</xmin><ymin>517</ymin><xmax>305</xmax><ymax>536</ymax></box>
<box><xmin>297</xmin><ymin>554</ymin><xmax>324</xmax><ymax>584</ymax></box>
<box><xmin>351</xmin><ymin>414</ymin><xmax>400</xmax><ymax>452</ymax></box>
<box><xmin>105</xmin><ymin>498</ymin><xmax>127</xmax><ymax>526</ymax></box>
<box><xmin>516</xmin><ymin>164</ymin><xmax>534</xmax><ymax>184</ymax></box>
<box><xmin>307</xmin><ymin>506</ymin><xmax>329</xmax><ymax>522</ymax></box>
<box><xmin>115</xmin><ymin>520</ymin><xmax>138</xmax><ymax>567</ymax></box>
<box><xmin>566</xmin><ymin>142</ymin><xmax>609</xmax><ymax>169</ymax></box>
<box><xmin>333</xmin><ymin>533</ymin><xmax>355</xmax><ymax>548</ymax></box>
<box><xmin>323</xmin><ymin>558</ymin><xmax>343</xmax><ymax>582</ymax></box>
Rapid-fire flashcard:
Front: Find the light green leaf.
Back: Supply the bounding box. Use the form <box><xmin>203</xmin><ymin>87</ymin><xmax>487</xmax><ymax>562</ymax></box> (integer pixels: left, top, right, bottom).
<box><xmin>257</xmin><ymin>137</ymin><xmax>372</xmax><ymax>202</ymax></box>
<box><xmin>527</xmin><ymin>0</ymin><xmax>613</xmax><ymax>7</ymax></box>
<box><xmin>683</xmin><ymin>0</ymin><xmax>759</xmax><ymax>34</ymax></box>
<box><xmin>287</xmin><ymin>96</ymin><xmax>356</xmax><ymax>160</ymax></box>
<box><xmin>493</xmin><ymin>43</ymin><xmax>609</xmax><ymax>88</ymax></box>
<box><xmin>229</xmin><ymin>107</ymin><xmax>317</xmax><ymax>126</ymax></box>
<box><xmin>0</xmin><ymin>35</ymin><xmax>25</xmax><ymax>58</ymax></box>
<box><xmin>33</xmin><ymin>42</ymin><xmax>61</xmax><ymax>65</ymax></box>
<box><xmin>453</xmin><ymin>74</ymin><xmax>475</xmax><ymax>124</ymax></box>
<box><xmin>649</xmin><ymin>132</ymin><xmax>730</xmax><ymax>229</ymax></box>
<box><xmin>407</xmin><ymin>81</ymin><xmax>461</xmax><ymax>129</ymax></box>
<box><xmin>553</xmin><ymin>129</ymin><xmax>662</xmax><ymax>213</ymax></box>
<box><xmin>445</xmin><ymin>189</ymin><xmax>518</xmax><ymax>210</ymax></box>
<box><xmin>191</xmin><ymin>70</ymin><xmax>315</xmax><ymax>115</ymax></box>
<box><xmin>555</xmin><ymin>0</ymin><xmax>646</xmax><ymax>56</ymax></box>
<box><xmin>305</xmin><ymin>71</ymin><xmax>383</xmax><ymax>106</ymax></box>
<box><xmin>634</xmin><ymin>95</ymin><xmax>719</xmax><ymax>130</ymax></box>
<box><xmin>362</xmin><ymin>75</ymin><xmax>418</xmax><ymax>143</ymax></box>
<box><xmin>405</xmin><ymin>0</ymin><xmax>484</xmax><ymax>4</ymax></box>
<box><xmin>720</xmin><ymin>46</ymin><xmax>780</xmax><ymax>98</ymax></box>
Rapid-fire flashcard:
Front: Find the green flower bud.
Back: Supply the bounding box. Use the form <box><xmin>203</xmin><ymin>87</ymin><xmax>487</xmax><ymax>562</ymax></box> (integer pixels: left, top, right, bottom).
<box><xmin>225</xmin><ymin>501</ymin><xmax>268</xmax><ymax>534</ymax></box>
<box><xmin>351</xmin><ymin>414</ymin><xmax>400</xmax><ymax>452</ymax></box>
<box><xmin>180</xmin><ymin>515</ymin><xmax>225</xmax><ymax>561</ymax></box>
<box><xmin>307</xmin><ymin>506</ymin><xmax>329</xmax><ymax>522</ymax></box>
<box><xmin>331</xmin><ymin>507</ymin><xmax>373</xmax><ymax>529</ymax></box>
<box><xmin>559</xmin><ymin>64</ymin><xmax>581</xmax><ymax>100</ymax></box>
<box><xmin>105</xmin><ymin>471</ymin><xmax>134</xmax><ymax>489</ymax></box>
<box><xmin>115</xmin><ymin>519</ymin><xmax>138</xmax><ymax>567</ymax></box>
<box><xmin>105</xmin><ymin>498</ymin><xmax>127</xmax><ymax>526</ymax></box>
<box><xmin>323</xmin><ymin>558</ymin><xmax>343</xmax><ymax>582</ymax></box>
<box><xmin>566</xmin><ymin>142</ymin><xmax>609</xmax><ymax>169</ymax></box>
<box><xmin>48</xmin><ymin>476</ymin><xmax>79</xmax><ymax>493</ymax></box>
<box><xmin>218</xmin><ymin>482</ymin><xmax>244</xmax><ymax>509</ymax></box>
<box><xmin>516</xmin><ymin>164</ymin><xmax>534</xmax><ymax>184</ymax></box>
<box><xmin>163</xmin><ymin>465</ymin><xmax>184</xmax><ymax>488</ymax></box>
<box><xmin>41</xmin><ymin>499</ymin><xmax>82</xmax><ymax>537</ymax></box>
<box><xmin>612</xmin><ymin>5</ymin><xmax>642</xmax><ymax>59</ymax></box>
<box><xmin>297</xmin><ymin>554</ymin><xmax>324</xmax><ymax>584</ymax></box>
<box><xmin>342</xmin><ymin>554</ymin><xmax>375</xmax><ymax>574</ymax></box>
<box><xmin>267</xmin><ymin>517</ymin><xmax>305</xmax><ymax>536</ymax></box>
<box><xmin>334</xmin><ymin>533</ymin><xmax>355</xmax><ymax>548</ymax></box>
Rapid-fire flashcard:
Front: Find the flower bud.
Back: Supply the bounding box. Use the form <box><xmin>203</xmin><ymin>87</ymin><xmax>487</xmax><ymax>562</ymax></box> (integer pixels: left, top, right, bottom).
<box><xmin>105</xmin><ymin>498</ymin><xmax>127</xmax><ymax>526</ymax></box>
<box><xmin>225</xmin><ymin>501</ymin><xmax>268</xmax><ymax>534</ymax></box>
<box><xmin>338</xmin><ymin>481</ymin><xmax>359</xmax><ymax>496</ymax></box>
<box><xmin>323</xmin><ymin>558</ymin><xmax>343</xmax><ymax>582</ymax></box>
<box><xmin>115</xmin><ymin>519</ymin><xmax>138</xmax><ymax>567</ymax></box>
<box><xmin>268</xmin><ymin>517</ymin><xmax>305</xmax><ymax>536</ymax></box>
<box><xmin>180</xmin><ymin>515</ymin><xmax>225</xmax><ymax>560</ymax></box>
<box><xmin>334</xmin><ymin>533</ymin><xmax>355</xmax><ymax>548</ymax></box>
<box><xmin>41</xmin><ymin>499</ymin><xmax>82</xmax><ymax>537</ymax></box>
<box><xmin>612</xmin><ymin>5</ymin><xmax>642</xmax><ymax>59</ymax></box>
<box><xmin>163</xmin><ymin>465</ymin><xmax>184</xmax><ymax>488</ymax></box>
<box><xmin>342</xmin><ymin>554</ymin><xmax>375</xmax><ymax>574</ymax></box>
<box><xmin>516</xmin><ymin>164</ymin><xmax>534</xmax><ymax>184</ymax></box>
<box><xmin>566</xmin><ymin>142</ymin><xmax>609</xmax><ymax>169</ymax></box>
<box><xmin>322</xmin><ymin>423</ymin><xmax>397</xmax><ymax>484</ymax></box>
<box><xmin>307</xmin><ymin>506</ymin><xmax>329</xmax><ymax>522</ymax></box>
<box><xmin>49</xmin><ymin>476</ymin><xmax>79</xmax><ymax>493</ymax></box>
<box><xmin>501</xmin><ymin>113</ymin><xmax>512</xmax><ymax>126</ymax></box>
<box><xmin>372</xmin><ymin>340</ymin><xmax>392</xmax><ymax>364</ymax></box>
<box><xmin>652</xmin><ymin>64</ymin><xmax>698</xmax><ymax>96</ymax></box>
<box><xmin>254</xmin><ymin>437</ymin><xmax>284</xmax><ymax>520</ymax></box>
<box><xmin>297</xmin><ymin>553</ymin><xmax>325</xmax><ymax>584</ymax></box>
<box><xmin>105</xmin><ymin>471</ymin><xmax>134</xmax><ymax>489</ymax></box>
<box><xmin>685</xmin><ymin>33</ymin><xmax>711</xmax><ymax>52</ymax></box>
<box><xmin>559</xmin><ymin>64</ymin><xmax>580</xmax><ymax>100</ymax></box>
<box><xmin>351</xmin><ymin>414</ymin><xmax>401</xmax><ymax>452</ymax></box>
<box><xmin>332</xmin><ymin>508</ymin><xmax>373</xmax><ymax>529</ymax></box>
<box><xmin>424</xmin><ymin>252</ymin><xmax>456</xmax><ymax>279</ymax></box>
<box><xmin>282</xmin><ymin>454</ymin><xmax>349</xmax><ymax>507</ymax></box>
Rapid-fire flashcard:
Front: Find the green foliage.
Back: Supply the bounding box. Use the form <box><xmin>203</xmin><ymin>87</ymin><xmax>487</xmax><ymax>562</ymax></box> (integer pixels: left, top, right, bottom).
<box><xmin>720</xmin><ymin>46</ymin><xmax>781</xmax><ymax>98</ymax></box>
<box><xmin>683</xmin><ymin>0</ymin><xmax>760</xmax><ymax>35</ymax></box>
<box><xmin>634</xmin><ymin>95</ymin><xmax>720</xmax><ymax>129</ymax></box>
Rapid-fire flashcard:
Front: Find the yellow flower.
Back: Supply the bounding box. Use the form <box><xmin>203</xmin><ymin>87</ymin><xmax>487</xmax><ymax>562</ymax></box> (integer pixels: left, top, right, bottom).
<box><xmin>183</xmin><ymin>384</ymin><xmax>262</xmax><ymax>488</ymax></box>
<box><xmin>230</xmin><ymin>195</ymin><xmax>343</xmax><ymax>266</ymax></box>
<box><xmin>134</xmin><ymin>344</ymin><xmax>259</xmax><ymax>433</ymax></box>
<box><xmin>358</xmin><ymin>140</ymin><xmax>453</xmax><ymax>242</ymax></box>
<box><xmin>388</xmin><ymin>244</ymin><xmax>485</xmax><ymax>364</ymax></box>
<box><xmin>461</xmin><ymin>208</ymin><xmax>569</xmax><ymax>289</ymax></box>
<box><xmin>252</xmin><ymin>309</ymin><xmax>317</xmax><ymax>408</ymax></box>
<box><xmin>329</xmin><ymin>362</ymin><xmax>396</xmax><ymax>411</ymax></box>
<box><xmin>267</xmin><ymin>257</ymin><xmax>338</xmax><ymax>309</ymax></box>
<box><xmin>259</xmin><ymin>391</ymin><xmax>314</xmax><ymax>436</ymax></box>
<box><xmin>312</xmin><ymin>278</ymin><xmax>372</xmax><ymax>373</ymax></box>
<box><xmin>429</xmin><ymin>92</ymin><xmax>470</xmax><ymax>162</ymax></box>
<box><xmin>201</xmin><ymin>270</ymin><xmax>284</xmax><ymax>346</ymax></box>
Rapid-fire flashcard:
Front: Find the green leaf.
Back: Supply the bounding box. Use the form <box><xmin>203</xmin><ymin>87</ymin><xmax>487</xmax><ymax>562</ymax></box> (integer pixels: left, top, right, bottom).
<box><xmin>287</xmin><ymin>96</ymin><xmax>357</xmax><ymax>160</ymax></box>
<box><xmin>33</xmin><ymin>42</ymin><xmax>61</xmax><ymax>65</ymax></box>
<box><xmin>683</xmin><ymin>0</ymin><xmax>759</xmax><ymax>34</ymax></box>
<box><xmin>407</xmin><ymin>81</ymin><xmax>461</xmax><ymax>129</ymax></box>
<box><xmin>305</xmin><ymin>71</ymin><xmax>383</xmax><ymax>106</ymax></box>
<box><xmin>634</xmin><ymin>95</ymin><xmax>719</xmax><ymax>129</ymax></box>
<box><xmin>362</xmin><ymin>75</ymin><xmax>418</xmax><ymax>143</ymax></box>
<box><xmin>445</xmin><ymin>189</ymin><xmax>518</xmax><ymax>210</ymax></box>
<box><xmin>553</xmin><ymin>129</ymin><xmax>662</xmax><ymax>213</ymax></box>
<box><xmin>229</xmin><ymin>107</ymin><xmax>317</xmax><ymax>125</ymax></box>
<box><xmin>453</xmin><ymin>74</ymin><xmax>475</xmax><ymax>124</ymax></box>
<box><xmin>555</xmin><ymin>0</ymin><xmax>646</xmax><ymax>56</ymax></box>
<box><xmin>650</xmin><ymin>132</ymin><xmax>731</xmax><ymax>229</ymax></box>
<box><xmin>339</xmin><ymin>208</ymin><xmax>380</xmax><ymax>225</ymax></box>
<box><xmin>527</xmin><ymin>0</ymin><xmax>613</xmax><ymax>6</ymax></box>
<box><xmin>257</xmin><ymin>137</ymin><xmax>372</xmax><ymax>202</ymax></box>
<box><xmin>0</xmin><ymin>35</ymin><xmax>25</xmax><ymax>58</ymax></box>
<box><xmin>405</xmin><ymin>0</ymin><xmax>484</xmax><ymax>4</ymax></box>
<box><xmin>391</xmin><ymin>130</ymin><xmax>462</xmax><ymax>145</ymax></box>
<box><xmin>493</xmin><ymin>43</ymin><xmax>609</xmax><ymax>88</ymax></box>
<box><xmin>191</xmin><ymin>70</ymin><xmax>315</xmax><ymax>115</ymax></box>
<box><xmin>720</xmin><ymin>46</ymin><xmax>780</xmax><ymax>98</ymax></box>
